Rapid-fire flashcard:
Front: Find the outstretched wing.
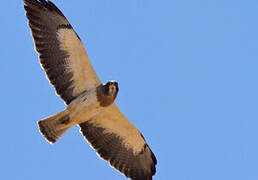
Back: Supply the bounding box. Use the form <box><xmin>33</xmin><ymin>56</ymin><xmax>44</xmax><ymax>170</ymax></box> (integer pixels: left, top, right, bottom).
<box><xmin>24</xmin><ymin>0</ymin><xmax>101</xmax><ymax>104</ymax></box>
<box><xmin>79</xmin><ymin>104</ymin><xmax>157</xmax><ymax>180</ymax></box>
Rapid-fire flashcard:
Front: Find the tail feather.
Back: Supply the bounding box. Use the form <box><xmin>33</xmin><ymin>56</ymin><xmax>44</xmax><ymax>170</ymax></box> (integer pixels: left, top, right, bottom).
<box><xmin>38</xmin><ymin>111</ymin><xmax>71</xmax><ymax>143</ymax></box>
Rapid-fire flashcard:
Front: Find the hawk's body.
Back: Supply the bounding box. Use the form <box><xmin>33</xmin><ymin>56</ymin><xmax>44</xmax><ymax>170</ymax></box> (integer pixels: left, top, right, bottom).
<box><xmin>24</xmin><ymin>0</ymin><xmax>157</xmax><ymax>179</ymax></box>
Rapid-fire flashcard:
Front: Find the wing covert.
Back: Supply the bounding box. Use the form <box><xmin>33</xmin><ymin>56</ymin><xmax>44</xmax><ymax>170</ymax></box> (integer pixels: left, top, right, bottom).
<box><xmin>79</xmin><ymin>104</ymin><xmax>157</xmax><ymax>180</ymax></box>
<box><xmin>24</xmin><ymin>0</ymin><xmax>101</xmax><ymax>104</ymax></box>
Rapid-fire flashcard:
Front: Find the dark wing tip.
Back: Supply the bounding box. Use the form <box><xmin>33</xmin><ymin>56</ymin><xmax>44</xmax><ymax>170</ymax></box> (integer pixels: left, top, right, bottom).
<box><xmin>79</xmin><ymin>122</ymin><xmax>157</xmax><ymax>180</ymax></box>
<box><xmin>23</xmin><ymin>0</ymin><xmax>78</xmax><ymax>105</ymax></box>
<box><xmin>140</xmin><ymin>133</ymin><xmax>157</xmax><ymax>175</ymax></box>
<box><xmin>149</xmin><ymin>145</ymin><xmax>157</xmax><ymax>170</ymax></box>
<box><xmin>24</xmin><ymin>0</ymin><xmax>65</xmax><ymax>17</ymax></box>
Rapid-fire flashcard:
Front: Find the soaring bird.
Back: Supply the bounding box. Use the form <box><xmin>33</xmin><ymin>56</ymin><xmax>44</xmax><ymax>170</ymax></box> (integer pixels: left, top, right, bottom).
<box><xmin>23</xmin><ymin>0</ymin><xmax>157</xmax><ymax>179</ymax></box>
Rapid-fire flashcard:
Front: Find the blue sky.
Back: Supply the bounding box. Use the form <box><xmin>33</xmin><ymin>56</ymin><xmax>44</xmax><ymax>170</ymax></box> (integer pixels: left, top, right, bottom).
<box><xmin>1</xmin><ymin>0</ymin><xmax>258</xmax><ymax>179</ymax></box>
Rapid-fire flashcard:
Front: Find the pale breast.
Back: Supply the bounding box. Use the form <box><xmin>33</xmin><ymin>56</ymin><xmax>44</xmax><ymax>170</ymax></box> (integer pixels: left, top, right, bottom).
<box><xmin>67</xmin><ymin>87</ymin><xmax>104</xmax><ymax>124</ymax></box>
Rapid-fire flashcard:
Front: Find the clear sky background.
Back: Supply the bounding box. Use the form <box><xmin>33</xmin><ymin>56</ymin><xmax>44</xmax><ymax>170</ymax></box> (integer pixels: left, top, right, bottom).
<box><xmin>1</xmin><ymin>0</ymin><xmax>258</xmax><ymax>179</ymax></box>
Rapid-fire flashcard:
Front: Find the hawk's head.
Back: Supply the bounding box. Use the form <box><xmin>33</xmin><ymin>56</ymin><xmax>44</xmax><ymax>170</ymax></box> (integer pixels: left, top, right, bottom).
<box><xmin>97</xmin><ymin>81</ymin><xmax>119</xmax><ymax>107</ymax></box>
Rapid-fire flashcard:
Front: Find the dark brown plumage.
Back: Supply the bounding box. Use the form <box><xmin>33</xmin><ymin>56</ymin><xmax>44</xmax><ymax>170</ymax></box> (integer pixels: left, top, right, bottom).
<box><xmin>96</xmin><ymin>82</ymin><xmax>119</xmax><ymax>107</ymax></box>
<box><xmin>80</xmin><ymin>121</ymin><xmax>157</xmax><ymax>180</ymax></box>
<box><xmin>24</xmin><ymin>0</ymin><xmax>83</xmax><ymax>104</ymax></box>
<box><xmin>24</xmin><ymin>1</ymin><xmax>157</xmax><ymax>179</ymax></box>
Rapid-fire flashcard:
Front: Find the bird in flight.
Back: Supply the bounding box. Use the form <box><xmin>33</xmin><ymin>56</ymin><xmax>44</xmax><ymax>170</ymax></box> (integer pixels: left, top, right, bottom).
<box><xmin>23</xmin><ymin>0</ymin><xmax>157</xmax><ymax>179</ymax></box>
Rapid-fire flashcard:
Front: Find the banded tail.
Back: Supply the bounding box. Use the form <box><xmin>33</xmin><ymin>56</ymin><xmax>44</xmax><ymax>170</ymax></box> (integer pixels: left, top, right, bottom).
<box><xmin>38</xmin><ymin>110</ymin><xmax>72</xmax><ymax>143</ymax></box>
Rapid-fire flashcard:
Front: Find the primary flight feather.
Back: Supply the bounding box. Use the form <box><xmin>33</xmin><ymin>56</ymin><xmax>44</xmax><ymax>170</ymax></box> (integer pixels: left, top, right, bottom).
<box><xmin>23</xmin><ymin>0</ymin><xmax>157</xmax><ymax>179</ymax></box>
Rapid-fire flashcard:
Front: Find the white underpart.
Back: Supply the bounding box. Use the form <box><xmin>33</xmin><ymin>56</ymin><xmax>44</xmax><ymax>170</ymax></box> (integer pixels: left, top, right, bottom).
<box><xmin>57</xmin><ymin>27</ymin><xmax>101</xmax><ymax>96</ymax></box>
<box><xmin>67</xmin><ymin>87</ymin><xmax>102</xmax><ymax>124</ymax></box>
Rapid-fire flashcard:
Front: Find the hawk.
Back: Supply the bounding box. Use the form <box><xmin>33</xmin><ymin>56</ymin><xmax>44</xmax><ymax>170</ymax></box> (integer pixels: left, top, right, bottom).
<box><xmin>24</xmin><ymin>0</ymin><xmax>157</xmax><ymax>179</ymax></box>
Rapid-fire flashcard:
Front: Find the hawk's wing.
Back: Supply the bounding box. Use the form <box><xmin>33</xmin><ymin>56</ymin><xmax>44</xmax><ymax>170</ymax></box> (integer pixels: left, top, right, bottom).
<box><xmin>79</xmin><ymin>103</ymin><xmax>157</xmax><ymax>180</ymax></box>
<box><xmin>24</xmin><ymin>0</ymin><xmax>101</xmax><ymax>104</ymax></box>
